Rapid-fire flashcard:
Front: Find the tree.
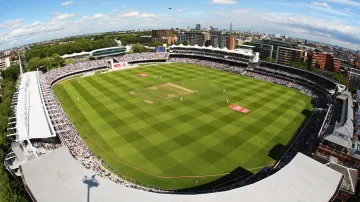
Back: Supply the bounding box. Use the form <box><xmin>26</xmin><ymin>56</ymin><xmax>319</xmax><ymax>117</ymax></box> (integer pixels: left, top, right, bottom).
<box><xmin>265</xmin><ymin>57</ymin><xmax>276</xmax><ymax>63</ymax></box>
<box><xmin>132</xmin><ymin>44</ymin><xmax>147</xmax><ymax>53</ymax></box>
<box><xmin>244</xmin><ymin>42</ymin><xmax>254</xmax><ymax>46</ymax></box>
<box><xmin>25</xmin><ymin>38</ymin><xmax>117</xmax><ymax>61</ymax></box>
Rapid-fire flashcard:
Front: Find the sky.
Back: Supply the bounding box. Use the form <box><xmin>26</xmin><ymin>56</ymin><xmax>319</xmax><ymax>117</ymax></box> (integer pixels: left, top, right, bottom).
<box><xmin>0</xmin><ymin>0</ymin><xmax>360</xmax><ymax>50</ymax></box>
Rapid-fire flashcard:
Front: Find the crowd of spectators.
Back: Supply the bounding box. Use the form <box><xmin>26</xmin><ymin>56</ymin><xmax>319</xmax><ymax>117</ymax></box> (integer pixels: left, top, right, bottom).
<box><xmin>33</xmin><ymin>54</ymin><xmax>334</xmax><ymax>194</ymax></box>
<box><xmin>259</xmin><ymin>62</ymin><xmax>337</xmax><ymax>91</ymax></box>
<box><xmin>43</xmin><ymin>60</ymin><xmax>111</xmax><ymax>84</ymax></box>
<box><xmin>114</xmin><ymin>52</ymin><xmax>168</xmax><ymax>63</ymax></box>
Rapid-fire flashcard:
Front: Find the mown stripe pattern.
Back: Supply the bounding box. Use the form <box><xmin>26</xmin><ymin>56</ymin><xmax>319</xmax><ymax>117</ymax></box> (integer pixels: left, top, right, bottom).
<box><xmin>54</xmin><ymin>64</ymin><xmax>313</xmax><ymax>190</ymax></box>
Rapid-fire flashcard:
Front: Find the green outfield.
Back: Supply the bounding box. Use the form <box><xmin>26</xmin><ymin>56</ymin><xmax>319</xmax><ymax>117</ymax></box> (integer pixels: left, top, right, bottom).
<box><xmin>54</xmin><ymin>63</ymin><xmax>313</xmax><ymax>190</ymax></box>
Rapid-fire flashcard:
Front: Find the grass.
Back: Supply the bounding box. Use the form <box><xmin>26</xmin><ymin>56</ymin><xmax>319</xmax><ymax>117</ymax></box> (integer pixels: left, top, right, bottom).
<box><xmin>54</xmin><ymin>63</ymin><xmax>313</xmax><ymax>190</ymax></box>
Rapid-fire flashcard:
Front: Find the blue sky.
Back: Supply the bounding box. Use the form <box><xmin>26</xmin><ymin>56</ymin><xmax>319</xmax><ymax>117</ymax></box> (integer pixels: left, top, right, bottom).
<box><xmin>0</xmin><ymin>0</ymin><xmax>359</xmax><ymax>50</ymax></box>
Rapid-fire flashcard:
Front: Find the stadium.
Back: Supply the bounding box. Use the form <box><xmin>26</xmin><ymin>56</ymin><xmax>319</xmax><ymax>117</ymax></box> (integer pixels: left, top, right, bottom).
<box><xmin>4</xmin><ymin>45</ymin><xmax>353</xmax><ymax>201</ymax></box>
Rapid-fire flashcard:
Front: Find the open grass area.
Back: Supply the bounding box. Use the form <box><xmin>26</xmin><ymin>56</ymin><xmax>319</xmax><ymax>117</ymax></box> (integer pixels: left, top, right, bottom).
<box><xmin>54</xmin><ymin>63</ymin><xmax>313</xmax><ymax>190</ymax></box>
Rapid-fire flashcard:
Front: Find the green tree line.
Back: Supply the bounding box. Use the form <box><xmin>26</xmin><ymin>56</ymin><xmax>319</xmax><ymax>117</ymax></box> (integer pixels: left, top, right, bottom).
<box><xmin>0</xmin><ymin>65</ymin><xmax>30</xmax><ymax>202</ymax></box>
<box><xmin>25</xmin><ymin>38</ymin><xmax>117</xmax><ymax>61</ymax></box>
<box><xmin>28</xmin><ymin>54</ymin><xmax>65</xmax><ymax>72</ymax></box>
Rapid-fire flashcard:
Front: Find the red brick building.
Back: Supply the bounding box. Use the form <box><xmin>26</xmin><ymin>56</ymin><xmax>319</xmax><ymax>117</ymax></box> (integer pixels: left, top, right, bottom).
<box><xmin>312</xmin><ymin>53</ymin><xmax>334</xmax><ymax>71</ymax></box>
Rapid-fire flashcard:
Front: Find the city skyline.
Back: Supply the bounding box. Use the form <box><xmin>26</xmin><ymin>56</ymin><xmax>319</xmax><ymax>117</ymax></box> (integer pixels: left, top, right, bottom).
<box><xmin>0</xmin><ymin>0</ymin><xmax>359</xmax><ymax>50</ymax></box>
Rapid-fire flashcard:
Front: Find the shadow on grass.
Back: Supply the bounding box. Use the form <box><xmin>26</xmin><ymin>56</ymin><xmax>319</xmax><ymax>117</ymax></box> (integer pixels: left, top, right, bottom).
<box><xmin>268</xmin><ymin>144</ymin><xmax>287</xmax><ymax>161</ymax></box>
<box><xmin>173</xmin><ymin>166</ymin><xmax>253</xmax><ymax>192</ymax></box>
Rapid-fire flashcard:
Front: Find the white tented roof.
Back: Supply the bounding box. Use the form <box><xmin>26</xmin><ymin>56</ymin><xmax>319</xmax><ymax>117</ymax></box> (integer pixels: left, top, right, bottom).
<box><xmin>21</xmin><ymin>149</ymin><xmax>343</xmax><ymax>202</ymax></box>
<box><xmin>16</xmin><ymin>71</ymin><xmax>56</xmax><ymax>141</ymax></box>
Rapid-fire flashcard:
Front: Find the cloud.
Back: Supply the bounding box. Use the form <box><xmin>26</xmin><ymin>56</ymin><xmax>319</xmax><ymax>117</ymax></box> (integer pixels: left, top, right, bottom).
<box><xmin>138</xmin><ymin>13</ymin><xmax>156</xmax><ymax>18</ymax></box>
<box><xmin>209</xmin><ymin>0</ymin><xmax>236</xmax><ymax>4</ymax></box>
<box><xmin>268</xmin><ymin>2</ymin><xmax>357</xmax><ymax>18</ymax></box>
<box><xmin>122</xmin><ymin>5</ymin><xmax>127</xmax><ymax>8</ymax></box>
<box><xmin>52</xmin><ymin>13</ymin><xmax>76</xmax><ymax>21</ymax></box>
<box><xmin>118</xmin><ymin>11</ymin><xmax>157</xmax><ymax>18</ymax></box>
<box><xmin>101</xmin><ymin>1</ymin><xmax>112</xmax><ymax>5</ymax></box>
<box><xmin>0</xmin><ymin>20</ymin><xmax>67</xmax><ymax>47</ymax></box>
<box><xmin>323</xmin><ymin>0</ymin><xmax>360</xmax><ymax>7</ymax></box>
<box><xmin>112</xmin><ymin>9</ymin><xmax>118</xmax><ymax>12</ymax></box>
<box><xmin>310</xmin><ymin>2</ymin><xmax>331</xmax><ymax>8</ymax></box>
<box><xmin>0</xmin><ymin>18</ymin><xmax>24</xmax><ymax>29</ymax></box>
<box><xmin>254</xmin><ymin>11</ymin><xmax>360</xmax><ymax>46</ymax></box>
<box><xmin>118</xmin><ymin>11</ymin><xmax>140</xmax><ymax>18</ymax></box>
<box><xmin>74</xmin><ymin>13</ymin><xmax>108</xmax><ymax>23</ymax></box>
<box><xmin>176</xmin><ymin>9</ymin><xmax>183</xmax><ymax>13</ymax></box>
<box><xmin>61</xmin><ymin>1</ymin><xmax>74</xmax><ymax>6</ymax></box>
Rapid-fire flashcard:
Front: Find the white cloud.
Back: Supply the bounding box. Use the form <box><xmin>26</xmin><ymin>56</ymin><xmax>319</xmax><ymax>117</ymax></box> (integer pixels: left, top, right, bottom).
<box><xmin>61</xmin><ymin>1</ymin><xmax>74</xmax><ymax>6</ymax></box>
<box><xmin>176</xmin><ymin>9</ymin><xmax>183</xmax><ymax>13</ymax></box>
<box><xmin>138</xmin><ymin>13</ymin><xmax>156</xmax><ymax>18</ymax></box>
<box><xmin>268</xmin><ymin>2</ymin><xmax>357</xmax><ymax>18</ymax></box>
<box><xmin>112</xmin><ymin>9</ymin><xmax>118</xmax><ymax>12</ymax></box>
<box><xmin>122</xmin><ymin>5</ymin><xmax>127</xmax><ymax>8</ymax></box>
<box><xmin>118</xmin><ymin>11</ymin><xmax>140</xmax><ymax>18</ymax></box>
<box><xmin>74</xmin><ymin>13</ymin><xmax>108</xmax><ymax>23</ymax></box>
<box><xmin>117</xmin><ymin>11</ymin><xmax>157</xmax><ymax>18</ymax></box>
<box><xmin>310</xmin><ymin>2</ymin><xmax>331</xmax><ymax>8</ymax></box>
<box><xmin>52</xmin><ymin>13</ymin><xmax>76</xmax><ymax>21</ymax></box>
<box><xmin>101</xmin><ymin>1</ymin><xmax>112</xmax><ymax>5</ymax></box>
<box><xmin>209</xmin><ymin>0</ymin><xmax>236</xmax><ymax>4</ymax></box>
<box><xmin>0</xmin><ymin>18</ymin><xmax>24</xmax><ymax>29</ymax></box>
<box><xmin>323</xmin><ymin>0</ymin><xmax>360</xmax><ymax>7</ymax></box>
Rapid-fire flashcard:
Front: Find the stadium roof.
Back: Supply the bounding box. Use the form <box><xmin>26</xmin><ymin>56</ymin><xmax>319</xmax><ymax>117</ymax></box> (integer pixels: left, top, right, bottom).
<box><xmin>21</xmin><ymin>148</ymin><xmax>342</xmax><ymax>202</ymax></box>
<box><xmin>170</xmin><ymin>44</ymin><xmax>254</xmax><ymax>56</ymax></box>
<box><xmin>324</xmin><ymin>91</ymin><xmax>354</xmax><ymax>150</ymax></box>
<box><xmin>61</xmin><ymin>51</ymin><xmax>90</xmax><ymax>59</ymax></box>
<box><xmin>325</xmin><ymin>162</ymin><xmax>358</xmax><ymax>194</ymax></box>
<box><xmin>15</xmin><ymin>71</ymin><xmax>56</xmax><ymax>141</ymax></box>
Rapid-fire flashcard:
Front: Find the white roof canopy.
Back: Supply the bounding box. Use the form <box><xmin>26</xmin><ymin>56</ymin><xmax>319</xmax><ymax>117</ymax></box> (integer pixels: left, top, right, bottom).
<box><xmin>16</xmin><ymin>71</ymin><xmax>56</xmax><ymax>141</ymax></box>
<box><xmin>21</xmin><ymin>150</ymin><xmax>342</xmax><ymax>202</ymax></box>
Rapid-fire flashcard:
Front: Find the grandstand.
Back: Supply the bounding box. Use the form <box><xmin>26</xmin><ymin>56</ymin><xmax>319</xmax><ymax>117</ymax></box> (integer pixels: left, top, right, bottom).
<box><xmin>5</xmin><ymin>71</ymin><xmax>57</xmax><ymax>177</ymax></box>
<box><xmin>61</xmin><ymin>46</ymin><xmax>128</xmax><ymax>59</ymax></box>
<box><xmin>5</xmin><ymin>47</ymin><xmax>357</xmax><ymax>201</ymax></box>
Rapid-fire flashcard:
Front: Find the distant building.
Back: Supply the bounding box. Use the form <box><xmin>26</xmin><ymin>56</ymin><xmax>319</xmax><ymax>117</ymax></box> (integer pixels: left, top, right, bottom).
<box><xmin>210</xmin><ymin>32</ymin><xmax>236</xmax><ymax>50</ymax></box>
<box><xmin>312</xmin><ymin>53</ymin><xmax>334</xmax><ymax>72</ymax></box>
<box><xmin>195</xmin><ymin>24</ymin><xmax>201</xmax><ymax>31</ymax></box>
<box><xmin>152</xmin><ymin>36</ymin><xmax>177</xmax><ymax>45</ymax></box>
<box><xmin>253</xmin><ymin>39</ymin><xmax>298</xmax><ymax>60</ymax></box>
<box><xmin>334</xmin><ymin>58</ymin><xmax>353</xmax><ymax>72</ymax></box>
<box><xmin>0</xmin><ymin>56</ymin><xmax>11</xmax><ymax>70</ymax></box>
<box><xmin>253</xmin><ymin>43</ymin><xmax>274</xmax><ymax>60</ymax></box>
<box><xmin>356</xmin><ymin>59</ymin><xmax>360</xmax><ymax>69</ymax></box>
<box><xmin>275</xmin><ymin>47</ymin><xmax>304</xmax><ymax>65</ymax></box>
<box><xmin>151</xmin><ymin>30</ymin><xmax>172</xmax><ymax>38</ymax></box>
<box><xmin>179</xmin><ymin>32</ymin><xmax>210</xmax><ymax>46</ymax></box>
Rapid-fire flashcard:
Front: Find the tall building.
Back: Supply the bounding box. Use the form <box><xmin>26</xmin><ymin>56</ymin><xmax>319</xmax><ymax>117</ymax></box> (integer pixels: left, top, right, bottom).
<box><xmin>312</xmin><ymin>53</ymin><xmax>334</xmax><ymax>71</ymax></box>
<box><xmin>356</xmin><ymin>59</ymin><xmax>360</xmax><ymax>69</ymax></box>
<box><xmin>253</xmin><ymin>39</ymin><xmax>298</xmax><ymax>59</ymax></box>
<box><xmin>253</xmin><ymin>43</ymin><xmax>274</xmax><ymax>60</ymax></box>
<box><xmin>275</xmin><ymin>47</ymin><xmax>304</xmax><ymax>65</ymax></box>
<box><xmin>210</xmin><ymin>32</ymin><xmax>236</xmax><ymax>50</ymax></box>
<box><xmin>195</xmin><ymin>24</ymin><xmax>201</xmax><ymax>31</ymax></box>
<box><xmin>0</xmin><ymin>56</ymin><xmax>11</xmax><ymax>70</ymax></box>
<box><xmin>179</xmin><ymin>32</ymin><xmax>210</xmax><ymax>46</ymax></box>
<box><xmin>151</xmin><ymin>30</ymin><xmax>172</xmax><ymax>38</ymax></box>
